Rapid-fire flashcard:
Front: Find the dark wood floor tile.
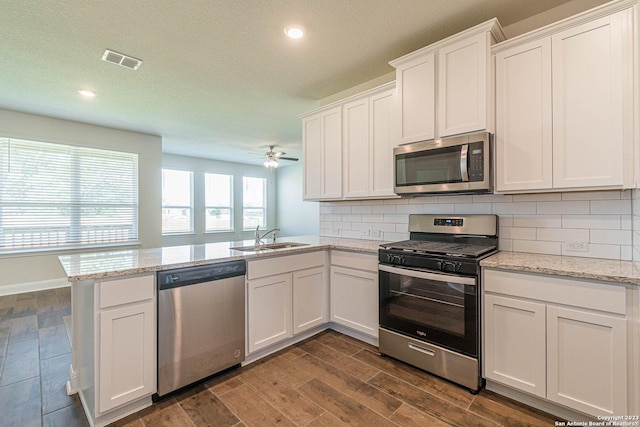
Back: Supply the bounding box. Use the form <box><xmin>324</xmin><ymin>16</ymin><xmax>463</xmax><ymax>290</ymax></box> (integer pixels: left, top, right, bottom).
<box><xmin>275</xmin><ymin>344</ymin><xmax>307</xmax><ymax>362</ymax></box>
<box><xmin>41</xmin><ymin>352</ymin><xmax>77</xmax><ymax>414</ymax></box>
<box><xmin>314</xmin><ymin>331</ymin><xmax>364</xmax><ymax>356</ymax></box>
<box><xmin>468</xmin><ymin>390</ymin><xmax>559</xmax><ymax>427</ymax></box>
<box><xmin>218</xmin><ymin>384</ymin><xmax>296</xmax><ymax>427</ymax></box>
<box><xmin>390</xmin><ymin>402</ymin><xmax>452</xmax><ymax>426</ymax></box>
<box><xmin>204</xmin><ymin>368</ymin><xmax>245</xmax><ymax>396</ymax></box>
<box><xmin>0</xmin><ymin>294</ymin><xmax>17</xmax><ymax>309</ymax></box>
<box><xmin>0</xmin><ymin>376</ymin><xmax>42</xmax><ymax>427</ymax></box>
<box><xmin>294</xmin><ymin>353</ymin><xmax>402</xmax><ymax>418</ymax></box>
<box><xmin>17</xmin><ymin>291</ymin><xmax>39</xmax><ymax>301</ymax></box>
<box><xmin>39</xmin><ymin>324</ymin><xmax>71</xmax><ymax>360</ymax></box>
<box><xmin>38</xmin><ymin>307</ymin><xmax>70</xmax><ymax>329</ymax></box>
<box><xmin>176</xmin><ymin>384</ymin><xmax>240</xmax><ymax>426</ymax></box>
<box><xmin>42</xmin><ymin>402</ymin><xmax>89</xmax><ymax>427</ymax></box>
<box><xmin>105</xmin><ymin>410</ymin><xmax>143</xmax><ymax>426</ymax></box>
<box><xmin>354</xmin><ymin>348</ymin><xmax>474</xmax><ymax>408</ymax></box>
<box><xmin>12</xmin><ymin>298</ymin><xmax>38</xmax><ymax>318</ymax></box>
<box><xmin>139</xmin><ymin>399</ymin><xmax>194</xmax><ymax>427</ymax></box>
<box><xmin>243</xmin><ymin>354</ymin><xmax>316</xmax><ymax>389</ymax></box>
<box><xmin>368</xmin><ymin>372</ymin><xmax>498</xmax><ymax>427</ymax></box>
<box><xmin>298</xmin><ymin>378</ymin><xmax>398</xmax><ymax>427</ymax></box>
<box><xmin>1</xmin><ymin>337</ymin><xmax>39</xmax><ymax>385</ymax></box>
<box><xmin>298</xmin><ymin>340</ymin><xmax>379</xmax><ymax>381</ymax></box>
<box><xmin>9</xmin><ymin>314</ymin><xmax>39</xmax><ymax>344</ymax></box>
<box><xmin>329</xmin><ymin>330</ymin><xmax>379</xmax><ymax>353</ymax></box>
<box><xmin>241</xmin><ymin>362</ymin><xmax>324</xmax><ymax>425</ymax></box>
<box><xmin>306</xmin><ymin>411</ymin><xmax>349</xmax><ymax>426</ymax></box>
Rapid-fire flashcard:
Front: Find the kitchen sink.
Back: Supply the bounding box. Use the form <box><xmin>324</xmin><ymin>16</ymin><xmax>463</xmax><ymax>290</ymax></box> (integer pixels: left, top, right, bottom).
<box><xmin>231</xmin><ymin>242</ymin><xmax>310</xmax><ymax>252</ymax></box>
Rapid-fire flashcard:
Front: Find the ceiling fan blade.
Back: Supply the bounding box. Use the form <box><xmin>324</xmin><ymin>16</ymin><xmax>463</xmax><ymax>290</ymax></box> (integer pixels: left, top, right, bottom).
<box><xmin>279</xmin><ymin>156</ymin><xmax>298</xmax><ymax>161</ymax></box>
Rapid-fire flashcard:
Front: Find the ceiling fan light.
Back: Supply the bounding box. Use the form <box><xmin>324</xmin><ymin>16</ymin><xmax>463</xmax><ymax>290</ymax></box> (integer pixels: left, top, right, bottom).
<box><xmin>264</xmin><ymin>158</ymin><xmax>279</xmax><ymax>168</ymax></box>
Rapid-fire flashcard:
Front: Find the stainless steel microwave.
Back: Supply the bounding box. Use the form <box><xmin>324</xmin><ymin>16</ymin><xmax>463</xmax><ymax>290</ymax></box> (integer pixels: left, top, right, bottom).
<box><xmin>394</xmin><ymin>132</ymin><xmax>492</xmax><ymax>195</ymax></box>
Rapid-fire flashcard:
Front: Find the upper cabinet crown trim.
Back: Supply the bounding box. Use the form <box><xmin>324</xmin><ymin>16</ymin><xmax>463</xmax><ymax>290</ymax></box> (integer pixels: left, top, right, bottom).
<box><xmin>389</xmin><ymin>18</ymin><xmax>505</xmax><ymax>68</ymax></box>
<box><xmin>493</xmin><ymin>0</ymin><xmax>638</xmax><ymax>53</ymax></box>
<box><xmin>298</xmin><ymin>81</ymin><xmax>396</xmax><ymax>119</ymax></box>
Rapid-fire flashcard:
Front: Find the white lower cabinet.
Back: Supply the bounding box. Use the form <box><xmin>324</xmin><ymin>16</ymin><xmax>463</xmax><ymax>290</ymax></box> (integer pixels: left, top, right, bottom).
<box><xmin>98</xmin><ymin>300</ymin><xmax>155</xmax><ymax>413</ymax></box>
<box><xmin>330</xmin><ymin>251</ymin><xmax>378</xmax><ymax>338</ymax></box>
<box><xmin>247</xmin><ymin>251</ymin><xmax>327</xmax><ymax>354</ymax></box>
<box><xmin>483</xmin><ymin>269</ymin><xmax>628</xmax><ymax>418</ymax></box>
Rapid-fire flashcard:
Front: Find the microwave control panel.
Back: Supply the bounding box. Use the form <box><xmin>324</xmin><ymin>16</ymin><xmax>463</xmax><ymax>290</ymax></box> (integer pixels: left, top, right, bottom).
<box><xmin>468</xmin><ymin>141</ymin><xmax>484</xmax><ymax>182</ymax></box>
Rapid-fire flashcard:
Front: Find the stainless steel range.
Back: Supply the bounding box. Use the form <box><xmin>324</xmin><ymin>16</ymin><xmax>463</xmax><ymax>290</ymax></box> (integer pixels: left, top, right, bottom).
<box><xmin>378</xmin><ymin>214</ymin><xmax>498</xmax><ymax>392</ymax></box>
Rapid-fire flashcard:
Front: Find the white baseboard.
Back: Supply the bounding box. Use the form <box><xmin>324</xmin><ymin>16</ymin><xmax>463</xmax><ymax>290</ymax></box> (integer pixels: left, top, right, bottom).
<box><xmin>0</xmin><ymin>278</ymin><xmax>69</xmax><ymax>296</ymax></box>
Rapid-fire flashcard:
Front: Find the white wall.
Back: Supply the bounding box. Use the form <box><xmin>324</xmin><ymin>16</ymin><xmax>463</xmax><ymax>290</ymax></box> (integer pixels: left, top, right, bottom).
<box><xmin>162</xmin><ymin>153</ymin><xmax>277</xmax><ymax>246</ymax></box>
<box><xmin>0</xmin><ymin>108</ymin><xmax>162</xmax><ymax>289</ymax></box>
<box><xmin>320</xmin><ymin>190</ymin><xmax>633</xmax><ymax>261</ymax></box>
<box><xmin>276</xmin><ymin>164</ymin><xmax>319</xmax><ymax>237</ymax></box>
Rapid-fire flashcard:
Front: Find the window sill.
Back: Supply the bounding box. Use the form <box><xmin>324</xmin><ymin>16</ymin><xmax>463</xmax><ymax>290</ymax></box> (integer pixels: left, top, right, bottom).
<box><xmin>0</xmin><ymin>241</ymin><xmax>141</xmax><ymax>259</ymax></box>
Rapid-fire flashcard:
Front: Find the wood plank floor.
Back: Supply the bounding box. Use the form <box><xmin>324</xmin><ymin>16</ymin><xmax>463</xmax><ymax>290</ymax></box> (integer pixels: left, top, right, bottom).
<box><xmin>0</xmin><ymin>289</ymin><xmax>561</xmax><ymax>426</ymax></box>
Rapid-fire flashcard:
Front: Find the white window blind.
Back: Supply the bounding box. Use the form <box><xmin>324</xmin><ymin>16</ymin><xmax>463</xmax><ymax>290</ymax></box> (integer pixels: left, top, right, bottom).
<box><xmin>0</xmin><ymin>137</ymin><xmax>139</xmax><ymax>253</ymax></box>
<box><xmin>161</xmin><ymin>169</ymin><xmax>193</xmax><ymax>234</ymax></box>
<box><xmin>205</xmin><ymin>173</ymin><xmax>233</xmax><ymax>232</ymax></box>
<box><xmin>243</xmin><ymin>177</ymin><xmax>266</xmax><ymax>229</ymax></box>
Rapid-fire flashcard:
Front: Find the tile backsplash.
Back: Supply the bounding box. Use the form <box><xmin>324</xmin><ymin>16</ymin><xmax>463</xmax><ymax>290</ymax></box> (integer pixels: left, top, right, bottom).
<box><xmin>320</xmin><ymin>190</ymin><xmax>633</xmax><ymax>261</ymax></box>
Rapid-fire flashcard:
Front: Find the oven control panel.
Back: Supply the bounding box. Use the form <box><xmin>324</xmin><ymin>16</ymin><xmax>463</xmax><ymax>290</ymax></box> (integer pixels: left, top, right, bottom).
<box><xmin>434</xmin><ymin>218</ymin><xmax>463</xmax><ymax>227</ymax></box>
<box><xmin>437</xmin><ymin>260</ymin><xmax>462</xmax><ymax>273</ymax></box>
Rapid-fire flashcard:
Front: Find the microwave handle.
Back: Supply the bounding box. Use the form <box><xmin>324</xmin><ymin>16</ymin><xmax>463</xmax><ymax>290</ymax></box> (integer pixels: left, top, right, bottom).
<box><xmin>460</xmin><ymin>144</ymin><xmax>469</xmax><ymax>182</ymax></box>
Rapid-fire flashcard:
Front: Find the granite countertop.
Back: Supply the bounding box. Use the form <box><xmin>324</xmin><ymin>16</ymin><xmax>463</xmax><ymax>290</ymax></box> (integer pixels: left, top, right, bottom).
<box><xmin>481</xmin><ymin>251</ymin><xmax>640</xmax><ymax>286</ymax></box>
<box><xmin>58</xmin><ymin>235</ymin><xmax>384</xmax><ymax>281</ymax></box>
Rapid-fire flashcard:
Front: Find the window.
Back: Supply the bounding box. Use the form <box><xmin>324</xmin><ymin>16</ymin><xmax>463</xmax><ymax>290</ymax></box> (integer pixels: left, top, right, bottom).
<box><xmin>205</xmin><ymin>173</ymin><xmax>232</xmax><ymax>232</ymax></box>
<box><xmin>162</xmin><ymin>169</ymin><xmax>193</xmax><ymax>234</ymax></box>
<box><xmin>0</xmin><ymin>137</ymin><xmax>138</xmax><ymax>253</ymax></box>
<box><xmin>243</xmin><ymin>177</ymin><xmax>266</xmax><ymax>229</ymax></box>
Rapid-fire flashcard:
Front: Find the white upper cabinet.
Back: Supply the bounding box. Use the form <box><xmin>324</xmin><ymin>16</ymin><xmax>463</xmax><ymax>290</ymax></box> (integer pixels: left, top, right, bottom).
<box><xmin>394</xmin><ymin>53</ymin><xmax>436</xmax><ymax>144</ymax></box>
<box><xmin>302</xmin><ymin>106</ymin><xmax>342</xmax><ymax>200</ymax></box>
<box><xmin>495</xmin><ymin>38</ymin><xmax>553</xmax><ymax>191</ymax></box>
<box><xmin>390</xmin><ymin>19</ymin><xmax>504</xmax><ymax>143</ymax></box>
<box><xmin>494</xmin><ymin>2</ymin><xmax>637</xmax><ymax>193</ymax></box>
<box><xmin>301</xmin><ymin>82</ymin><xmax>397</xmax><ymax>201</ymax></box>
<box><xmin>438</xmin><ymin>32</ymin><xmax>489</xmax><ymax>137</ymax></box>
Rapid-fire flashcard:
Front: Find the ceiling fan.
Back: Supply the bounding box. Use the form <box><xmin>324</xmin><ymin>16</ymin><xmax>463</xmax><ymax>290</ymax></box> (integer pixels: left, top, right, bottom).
<box><xmin>263</xmin><ymin>145</ymin><xmax>298</xmax><ymax>168</ymax></box>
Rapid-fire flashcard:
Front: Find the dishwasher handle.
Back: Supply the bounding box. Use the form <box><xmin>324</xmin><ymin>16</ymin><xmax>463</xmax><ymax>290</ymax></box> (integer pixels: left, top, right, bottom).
<box><xmin>157</xmin><ymin>260</ymin><xmax>246</xmax><ymax>290</ymax></box>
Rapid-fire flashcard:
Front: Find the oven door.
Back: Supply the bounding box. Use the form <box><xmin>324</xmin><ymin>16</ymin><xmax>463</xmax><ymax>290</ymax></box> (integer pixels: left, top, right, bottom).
<box><xmin>379</xmin><ymin>264</ymin><xmax>478</xmax><ymax>357</ymax></box>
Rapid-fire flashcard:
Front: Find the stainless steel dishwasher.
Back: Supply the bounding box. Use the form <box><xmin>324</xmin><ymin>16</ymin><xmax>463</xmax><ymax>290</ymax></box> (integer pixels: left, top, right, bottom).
<box><xmin>157</xmin><ymin>259</ymin><xmax>246</xmax><ymax>397</ymax></box>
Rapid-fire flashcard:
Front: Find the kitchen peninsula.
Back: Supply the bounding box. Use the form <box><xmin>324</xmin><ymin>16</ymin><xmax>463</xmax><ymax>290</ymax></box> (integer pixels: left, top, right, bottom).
<box><xmin>58</xmin><ymin>236</ymin><xmax>381</xmax><ymax>427</ymax></box>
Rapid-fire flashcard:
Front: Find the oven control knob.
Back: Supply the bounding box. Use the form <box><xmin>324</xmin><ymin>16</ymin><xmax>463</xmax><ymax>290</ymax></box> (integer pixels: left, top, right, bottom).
<box><xmin>439</xmin><ymin>261</ymin><xmax>461</xmax><ymax>272</ymax></box>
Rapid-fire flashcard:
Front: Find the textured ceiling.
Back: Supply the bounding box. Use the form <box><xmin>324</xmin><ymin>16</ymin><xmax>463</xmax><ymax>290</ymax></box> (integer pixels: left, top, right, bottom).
<box><xmin>0</xmin><ymin>0</ymin><xmax>590</xmax><ymax>165</ymax></box>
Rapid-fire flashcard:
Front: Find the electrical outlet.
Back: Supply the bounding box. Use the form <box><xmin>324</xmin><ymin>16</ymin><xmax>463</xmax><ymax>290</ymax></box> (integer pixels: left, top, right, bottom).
<box><xmin>361</xmin><ymin>229</ymin><xmax>370</xmax><ymax>237</ymax></box>
<box><xmin>565</xmin><ymin>241</ymin><xmax>589</xmax><ymax>252</ymax></box>
<box><xmin>370</xmin><ymin>226</ymin><xmax>381</xmax><ymax>238</ymax></box>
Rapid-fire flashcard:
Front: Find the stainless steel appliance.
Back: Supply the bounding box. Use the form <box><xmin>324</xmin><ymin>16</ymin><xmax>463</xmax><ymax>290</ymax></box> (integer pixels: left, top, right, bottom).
<box><xmin>156</xmin><ymin>260</ymin><xmax>246</xmax><ymax>397</ymax></box>
<box><xmin>378</xmin><ymin>214</ymin><xmax>498</xmax><ymax>391</ymax></box>
<box><xmin>394</xmin><ymin>131</ymin><xmax>492</xmax><ymax>195</ymax></box>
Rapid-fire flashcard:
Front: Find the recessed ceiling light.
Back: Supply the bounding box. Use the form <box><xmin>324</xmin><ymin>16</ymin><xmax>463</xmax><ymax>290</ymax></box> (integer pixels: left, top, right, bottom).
<box><xmin>78</xmin><ymin>89</ymin><xmax>96</xmax><ymax>98</ymax></box>
<box><xmin>284</xmin><ymin>25</ymin><xmax>304</xmax><ymax>39</ymax></box>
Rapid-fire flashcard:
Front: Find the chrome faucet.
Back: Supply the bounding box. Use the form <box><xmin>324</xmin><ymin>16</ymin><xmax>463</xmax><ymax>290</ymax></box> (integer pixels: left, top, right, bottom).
<box><xmin>255</xmin><ymin>225</ymin><xmax>280</xmax><ymax>245</ymax></box>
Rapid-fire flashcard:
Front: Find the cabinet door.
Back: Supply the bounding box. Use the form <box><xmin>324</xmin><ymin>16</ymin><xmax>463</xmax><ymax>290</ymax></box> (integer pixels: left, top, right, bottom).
<box><xmin>484</xmin><ymin>294</ymin><xmax>546</xmax><ymax>398</ymax></box>
<box><xmin>330</xmin><ymin>266</ymin><xmax>378</xmax><ymax>337</ymax></box>
<box><xmin>369</xmin><ymin>88</ymin><xmax>397</xmax><ymax>197</ymax></box>
<box><xmin>396</xmin><ymin>53</ymin><xmax>435</xmax><ymax>144</ymax></box>
<box><xmin>547</xmin><ymin>306</ymin><xmax>627</xmax><ymax>417</ymax></box>
<box><xmin>247</xmin><ymin>273</ymin><xmax>292</xmax><ymax>353</ymax></box>
<box><xmin>342</xmin><ymin>98</ymin><xmax>370</xmax><ymax>198</ymax></box>
<box><xmin>293</xmin><ymin>267</ymin><xmax>327</xmax><ymax>334</ymax></box>
<box><xmin>438</xmin><ymin>33</ymin><xmax>488</xmax><ymax>137</ymax></box>
<box><xmin>302</xmin><ymin>114</ymin><xmax>322</xmax><ymax>199</ymax></box>
<box><xmin>99</xmin><ymin>300</ymin><xmax>155</xmax><ymax>413</ymax></box>
<box><xmin>495</xmin><ymin>39</ymin><xmax>552</xmax><ymax>192</ymax></box>
<box><xmin>551</xmin><ymin>13</ymin><xmax>626</xmax><ymax>189</ymax></box>
<box><xmin>321</xmin><ymin>107</ymin><xmax>343</xmax><ymax>199</ymax></box>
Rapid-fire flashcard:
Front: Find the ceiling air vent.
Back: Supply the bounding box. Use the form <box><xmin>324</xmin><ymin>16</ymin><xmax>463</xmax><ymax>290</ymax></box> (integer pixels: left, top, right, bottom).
<box><xmin>101</xmin><ymin>49</ymin><xmax>142</xmax><ymax>70</ymax></box>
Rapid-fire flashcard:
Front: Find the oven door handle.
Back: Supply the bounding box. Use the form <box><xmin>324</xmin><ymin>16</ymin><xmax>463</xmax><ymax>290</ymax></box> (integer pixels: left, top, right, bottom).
<box><xmin>379</xmin><ymin>264</ymin><xmax>476</xmax><ymax>286</ymax></box>
<box><xmin>460</xmin><ymin>143</ymin><xmax>469</xmax><ymax>182</ymax></box>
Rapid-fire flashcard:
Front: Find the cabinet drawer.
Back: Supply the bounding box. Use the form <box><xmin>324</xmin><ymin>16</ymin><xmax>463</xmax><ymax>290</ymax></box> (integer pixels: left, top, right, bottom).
<box><xmin>100</xmin><ymin>275</ymin><xmax>155</xmax><ymax>309</ymax></box>
<box><xmin>484</xmin><ymin>269</ymin><xmax>626</xmax><ymax>314</ymax></box>
<box><xmin>247</xmin><ymin>251</ymin><xmax>326</xmax><ymax>280</ymax></box>
<box><xmin>330</xmin><ymin>250</ymin><xmax>377</xmax><ymax>271</ymax></box>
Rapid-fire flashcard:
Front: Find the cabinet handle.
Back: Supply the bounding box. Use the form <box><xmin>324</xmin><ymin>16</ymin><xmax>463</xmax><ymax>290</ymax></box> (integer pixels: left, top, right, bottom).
<box><xmin>408</xmin><ymin>343</ymin><xmax>436</xmax><ymax>356</ymax></box>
